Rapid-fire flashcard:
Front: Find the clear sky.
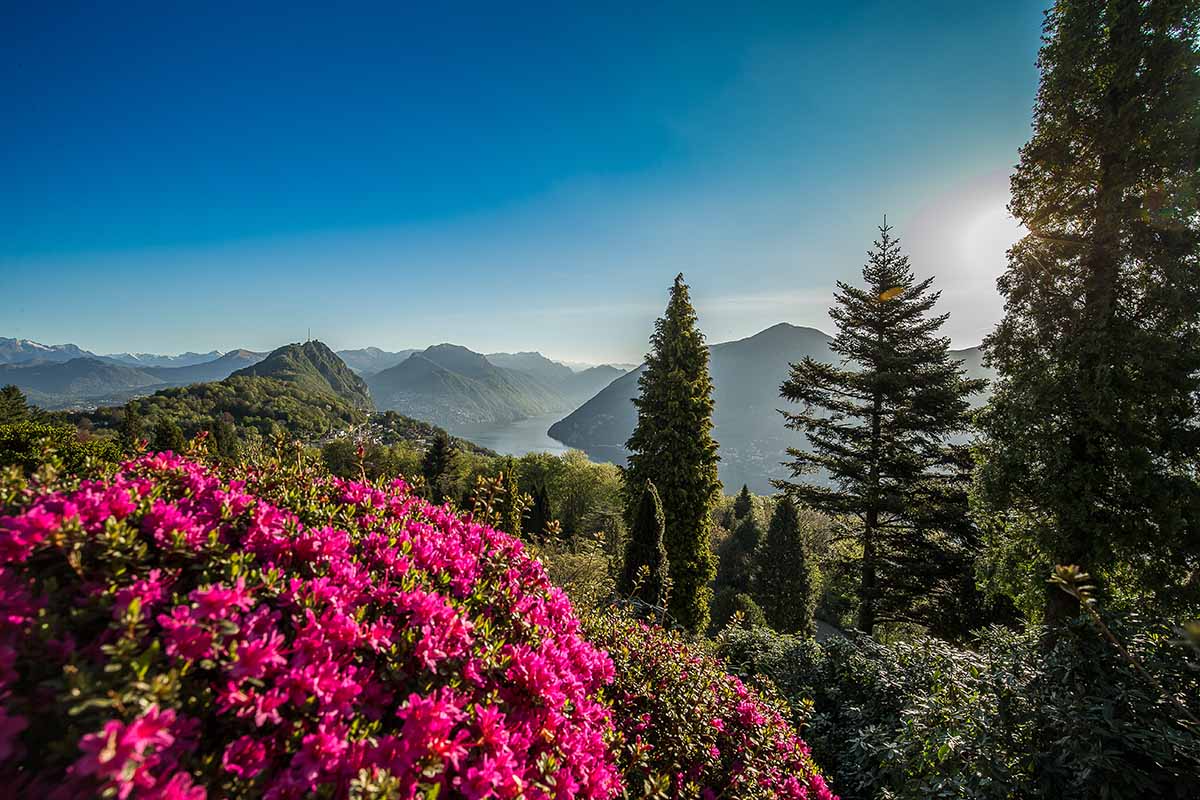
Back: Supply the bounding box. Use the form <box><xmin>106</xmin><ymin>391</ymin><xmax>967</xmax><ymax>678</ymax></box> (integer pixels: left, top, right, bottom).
<box><xmin>2</xmin><ymin>1</ymin><xmax>1044</xmax><ymax>363</ymax></box>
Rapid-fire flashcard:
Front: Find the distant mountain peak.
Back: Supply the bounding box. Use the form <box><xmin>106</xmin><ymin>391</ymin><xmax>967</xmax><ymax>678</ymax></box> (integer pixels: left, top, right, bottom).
<box><xmin>0</xmin><ymin>337</ymin><xmax>94</xmax><ymax>365</ymax></box>
<box><xmin>233</xmin><ymin>341</ymin><xmax>373</xmax><ymax>410</ymax></box>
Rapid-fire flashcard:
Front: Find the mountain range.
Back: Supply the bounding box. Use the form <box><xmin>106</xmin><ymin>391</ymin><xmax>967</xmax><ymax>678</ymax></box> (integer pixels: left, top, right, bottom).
<box><xmin>366</xmin><ymin>345</ymin><xmax>564</xmax><ymax>429</ymax></box>
<box><xmin>0</xmin><ymin>338</ymin><xmax>95</xmax><ymax>365</ymax></box>
<box><xmin>548</xmin><ymin>323</ymin><xmax>992</xmax><ymax>493</ymax></box>
<box><xmin>364</xmin><ymin>345</ymin><xmax>627</xmax><ymax>430</ymax></box>
<box><xmin>336</xmin><ymin>347</ymin><xmax>420</xmax><ymax>375</ymax></box>
<box><xmin>104</xmin><ymin>350</ymin><xmax>224</xmax><ymax>368</ymax></box>
<box><xmin>0</xmin><ymin>334</ymin><xmax>628</xmax><ymax>419</ymax></box>
<box><xmin>3</xmin><ymin>327</ymin><xmax>992</xmax><ymax>492</ymax></box>
<box><xmin>0</xmin><ymin>349</ymin><xmax>266</xmax><ymax>410</ymax></box>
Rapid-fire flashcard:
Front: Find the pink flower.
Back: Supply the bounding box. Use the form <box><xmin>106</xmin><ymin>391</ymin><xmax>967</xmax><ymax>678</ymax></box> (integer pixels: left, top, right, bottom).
<box><xmin>222</xmin><ymin>735</ymin><xmax>269</xmax><ymax>779</ymax></box>
<box><xmin>190</xmin><ymin>578</ymin><xmax>252</xmax><ymax>620</ymax></box>
<box><xmin>72</xmin><ymin>707</ymin><xmax>181</xmax><ymax>798</ymax></box>
<box><xmin>230</xmin><ymin>630</ymin><xmax>286</xmax><ymax>680</ymax></box>
<box><xmin>113</xmin><ymin>569</ymin><xmax>170</xmax><ymax>620</ymax></box>
<box><xmin>143</xmin><ymin>771</ymin><xmax>206</xmax><ymax>800</ymax></box>
<box><xmin>157</xmin><ymin>607</ymin><xmax>213</xmax><ymax>662</ymax></box>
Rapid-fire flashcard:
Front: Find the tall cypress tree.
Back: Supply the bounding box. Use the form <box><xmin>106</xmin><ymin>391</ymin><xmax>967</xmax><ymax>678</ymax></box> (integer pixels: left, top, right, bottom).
<box><xmin>974</xmin><ymin>0</ymin><xmax>1200</xmax><ymax>622</ymax></box>
<box><xmin>526</xmin><ymin>484</ymin><xmax>553</xmax><ymax>541</ymax></box>
<box><xmin>733</xmin><ymin>484</ymin><xmax>754</xmax><ymax>520</ymax></box>
<box><xmin>620</xmin><ymin>480</ymin><xmax>670</xmax><ymax>607</ymax></box>
<box><xmin>777</xmin><ymin>224</ymin><xmax>984</xmax><ymax>634</ymax></box>
<box><xmin>625</xmin><ymin>273</ymin><xmax>721</xmax><ymax>631</ymax></box>
<box><xmin>753</xmin><ymin>498</ymin><xmax>817</xmax><ymax>637</ymax></box>
<box><xmin>421</xmin><ymin>431</ymin><xmax>455</xmax><ymax>503</ymax></box>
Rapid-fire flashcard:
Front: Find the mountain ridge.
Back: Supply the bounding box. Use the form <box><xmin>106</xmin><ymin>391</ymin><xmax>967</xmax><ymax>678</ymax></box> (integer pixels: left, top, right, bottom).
<box><xmin>367</xmin><ymin>344</ymin><xmax>575</xmax><ymax>430</ymax></box>
<box><xmin>233</xmin><ymin>341</ymin><xmax>373</xmax><ymax>410</ymax></box>
<box><xmin>548</xmin><ymin>323</ymin><xmax>990</xmax><ymax>492</ymax></box>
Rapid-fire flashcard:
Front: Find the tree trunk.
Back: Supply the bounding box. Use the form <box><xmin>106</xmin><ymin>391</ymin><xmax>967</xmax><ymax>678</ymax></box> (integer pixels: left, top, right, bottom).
<box><xmin>1043</xmin><ymin>2</ymin><xmax>1136</xmax><ymax>629</ymax></box>
<box><xmin>859</xmin><ymin>388</ymin><xmax>884</xmax><ymax>635</ymax></box>
<box><xmin>858</xmin><ymin>515</ymin><xmax>877</xmax><ymax>634</ymax></box>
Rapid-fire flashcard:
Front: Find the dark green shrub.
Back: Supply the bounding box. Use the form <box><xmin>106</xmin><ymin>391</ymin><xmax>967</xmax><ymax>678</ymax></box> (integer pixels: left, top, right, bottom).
<box><xmin>720</xmin><ymin>619</ymin><xmax>1200</xmax><ymax>800</ymax></box>
<box><xmin>0</xmin><ymin>421</ymin><xmax>121</xmax><ymax>477</ymax></box>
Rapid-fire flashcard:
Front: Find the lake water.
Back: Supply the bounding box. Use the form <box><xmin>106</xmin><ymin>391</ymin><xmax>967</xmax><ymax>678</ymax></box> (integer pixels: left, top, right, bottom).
<box><xmin>454</xmin><ymin>413</ymin><xmax>575</xmax><ymax>457</ymax></box>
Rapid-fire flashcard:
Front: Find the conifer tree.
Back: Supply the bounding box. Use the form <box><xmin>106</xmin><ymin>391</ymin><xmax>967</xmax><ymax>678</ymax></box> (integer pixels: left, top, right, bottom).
<box><xmin>120</xmin><ymin>403</ymin><xmax>144</xmax><ymax>450</ymax></box>
<box><xmin>0</xmin><ymin>386</ymin><xmax>29</xmax><ymax>425</ymax></box>
<box><xmin>526</xmin><ymin>484</ymin><xmax>553</xmax><ymax>541</ymax></box>
<box><xmin>753</xmin><ymin>498</ymin><xmax>817</xmax><ymax>636</ymax></box>
<box><xmin>974</xmin><ymin>0</ymin><xmax>1200</xmax><ymax>622</ymax></box>
<box><xmin>421</xmin><ymin>431</ymin><xmax>455</xmax><ymax>503</ymax></box>
<box><xmin>733</xmin><ymin>484</ymin><xmax>754</xmax><ymax>520</ymax></box>
<box><xmin>153</xmin><ymin>418</ymin><xmax>187</xmax><ymax>453</ymax></box>
<box><xmin>620</xmin><ymin>481</ymin><xmax>670</xmax><ymax>608</ymax></box>
<box><xmin>711</xmin><ymin>513</ymin><xmax>765</xmax><ymax>631</ymax></box>
<box><xmin>777</xmin><ymin>224</ymin><xmax>984</xmax><ymax>634</ymax></box>
<box><xmin>625</xmin><ymin>274</ymin><xmax>721</xmax><ymax>631</ymax></box>
<box><xmin>212</xmin><ymin>416</ymin><xmax>240</xmax><ymax>462</ymax></box>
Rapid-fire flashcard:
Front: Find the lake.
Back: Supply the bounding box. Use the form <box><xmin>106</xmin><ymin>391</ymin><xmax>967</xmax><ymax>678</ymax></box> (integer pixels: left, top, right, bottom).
<box><xmin>453</xmin><ymin>413</ymin><xmax>576</xmax><ymax>457</ymax></box>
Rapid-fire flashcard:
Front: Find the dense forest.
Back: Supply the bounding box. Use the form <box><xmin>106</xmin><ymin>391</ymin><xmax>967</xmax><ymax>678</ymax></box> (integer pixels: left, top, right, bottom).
<box><xmin>1</xmin><ymin>1</ymin><xmax>1199</xmax><ymax>798</ymax></box>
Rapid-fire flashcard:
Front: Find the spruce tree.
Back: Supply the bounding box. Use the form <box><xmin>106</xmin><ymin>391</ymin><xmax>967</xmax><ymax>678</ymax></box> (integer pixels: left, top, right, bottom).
<box><xmin>733</xmin><ymin>484</ymin><xmax>754</xmax><ymax>520</ymax></box>
<box><xmin>0</xmin><ymin>386</ymin><xmax>29</xmax><ymax>425</ymax></box>
<box><xmin>777</xmin><ymin>224</ymin><xmax>984</xmax><ymax>634</ymax></box>
<box><xmin>974</xmin><ymin>0</ymin><xmax>1200</xmax><ymax>622</ymax></box>
<box><xmin>753</xmin><ymin>498</ymin><xmax>817</xmax><ymax>636</ymax></box>
<box><xmin>620</xmin><ymin>480</ymin><xmax>670</xmax><ymax>608</ymax></box>
<box><xmin>421</xmin><ymin>431</ymin><xmax>455</xmax><ymax>503</ymax></box>
<box><xmin>625</xmin><ymin>274</ymin><xmax>721</xmax><ymax>631</ymax></box>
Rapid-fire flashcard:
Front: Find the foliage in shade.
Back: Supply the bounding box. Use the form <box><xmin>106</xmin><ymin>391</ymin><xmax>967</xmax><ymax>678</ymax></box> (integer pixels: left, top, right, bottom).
<box><xmin>153</xmin><ymin>417</ymin><xmax>187</xmax><ymax>453</ymax></box>
<box><xmin>753</xmin><ymin>498</ymin><xmax>817</xmax><ymax>637</ymax></box>
<box><xmin>711</xmin><ymin>511</ymin><xmax>764</xmax><ymax>632</ymax></box>
<box><xmin>619</xmin><ymin>481</ymin><xmax>669</xmax><ymax>607</ymax></box>
<box><xmin>971</xmin><ymin>0</ymin><xmax>1200</xmax><ymax>621</ymax></box>
<box><xmin>585</xmin><ymin>610</ymin><xmax>836</xmax><ymax>800</ymax></box>
<box><xmin>420</xmin><ymin>430</ymin><xmax>455</xmax><ymax>503</ymax></box>
<box><xmin>624</xmin><ymin>273</ymin><xmax>721</xmax><ymax>632</ymax></box>
<box><xmin>525</xmin><ymin>484</ymin><xmax>553</xmax><ymax>541</ymax></box>
<box><xmin>0</xmin><ymin>451</ymin><xmax>620</xmax><ymax>799</ymax></box>
<box><xmin>732</xmin><ymin>485</ymin><xmax>753</xmax><ymax>520</ymax></box>
<box><xmin>720</xmin><ymin>619</ymin><xmax>1200</xmax><ymax>800</ymax></box>
<box><xmin>776</xmin><ymin>225</ymin><xmax>984</xmax><ymax>634</ymax></box>
<box><xmin>0</xmin><ymin>386</ymin><xmax>30</xmax><ymax>426</ymax></box>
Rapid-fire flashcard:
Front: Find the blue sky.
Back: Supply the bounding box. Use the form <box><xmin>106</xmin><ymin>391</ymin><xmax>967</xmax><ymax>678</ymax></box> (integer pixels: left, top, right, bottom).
<box><xmin>2</xmin><ymin>1</ymin><xmax>1044</xmax><ymax>363</ymax></box>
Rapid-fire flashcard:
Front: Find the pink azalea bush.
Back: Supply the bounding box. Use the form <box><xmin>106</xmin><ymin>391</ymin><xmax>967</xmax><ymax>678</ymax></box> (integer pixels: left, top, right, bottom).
<box><xmin>0</xmin><ymin>450</ymin><xmax>620</xmax><ymax>799</ymax></box>
<box><xmin>587</xmin><ymin>610</ymin><xmax>836</xmax><ymax>800</ymax></box>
